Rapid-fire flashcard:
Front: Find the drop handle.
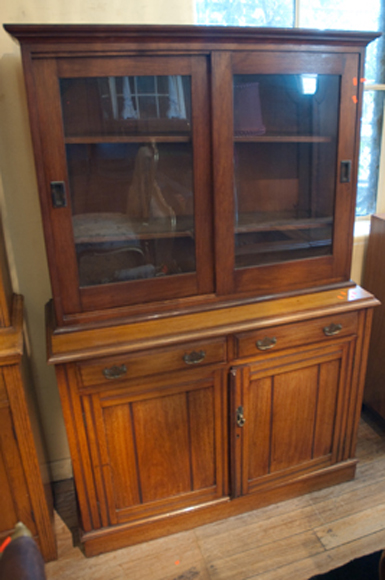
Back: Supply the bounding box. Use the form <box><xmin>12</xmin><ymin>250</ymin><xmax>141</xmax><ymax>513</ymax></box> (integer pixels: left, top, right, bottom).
<box><xmin>183</xmin><ymin>350</ymin><xmax>206</xmax><ymax>365</ymax></box>
<box><xmin>103</xmin><ymin>364</ymin><xmax>127</xmax><ymax>380</ymax></box>
<box><xmin>256</xmin><ymin>337</ymin><xmax>277</xmax><ymax>351</ymax></box>
<box><xmin>236</xmin><ymin>406</ymin><xmax>246</xmax><ymax>428</ymax></box>
<box><xmin>323</xmin><ymin>323</ymin><xmax>342</xmax><ymax>337</ymax></box>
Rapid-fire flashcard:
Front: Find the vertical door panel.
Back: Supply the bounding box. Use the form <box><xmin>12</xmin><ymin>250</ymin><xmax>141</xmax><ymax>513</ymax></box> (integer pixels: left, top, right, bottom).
<box><xmin>103</xmin><ymin>404</ymin><xmax>141</xmax><ymax>510</ymax></box>
<box><xmin>188</xmin><ymin>386</ymin><xmax>216</xmax><ymax>490</ymax></box>
<box><xmin>313</xmin><ymin>359</ymin><xmax>340</xmax><ymax>457</ymax></box>
<box><xmin>132</xmin><ymin>392</ymin><xmax>192</xmax><ymax>503</ymax></box>
<box><xmin>247</xmin><ymin>376</ymin><xmax>272</xmax><ymax>481</ymax></box>
<box><xmin>271</xmin><ymin>365</ymin><xmax>318</xmax><ymax>472</ymax></box>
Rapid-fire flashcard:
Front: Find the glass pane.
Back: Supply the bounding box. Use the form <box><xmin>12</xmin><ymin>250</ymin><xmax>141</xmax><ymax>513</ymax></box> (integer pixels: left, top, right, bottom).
<box><xmin>60</xmin><ymin>75</ymin><xmax>191</xmax><ymax>137</ymax></box>
<box><xmin>60</xmin><ymin>76</ymin><xmax>195</xmax><ymax>287</ymax></box>
<box><xmin>233</xmin><ymin>74</ymin><xmax>339</xmax><ymax>268</ymax></box>
<box><xmin>195</xmin><ymin>0</ymin><xmax>294</xmax><ymax>27</ymax></box>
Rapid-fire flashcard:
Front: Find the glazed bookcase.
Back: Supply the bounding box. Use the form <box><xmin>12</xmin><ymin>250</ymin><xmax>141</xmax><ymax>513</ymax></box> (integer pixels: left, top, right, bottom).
<box><xmin>5</xmin><ymin>23</ymin><xmax>379</xmax><ymax>556</ymax></box>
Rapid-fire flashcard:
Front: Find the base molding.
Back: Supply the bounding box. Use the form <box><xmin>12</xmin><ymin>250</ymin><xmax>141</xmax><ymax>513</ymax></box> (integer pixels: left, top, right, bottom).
<box><xmin>81</xmin><ymin>460</ymin><xmax>357</xmax><ymax>557</ymax></box>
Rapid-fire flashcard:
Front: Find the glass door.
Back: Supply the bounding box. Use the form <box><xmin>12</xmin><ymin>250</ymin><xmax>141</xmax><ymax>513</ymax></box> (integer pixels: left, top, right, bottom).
<box><xmin>34</xmin><ymin>55</ymin><xmax>213</xmax><ymax>317</ymax></box>
<box><xmin>213</xmin><ymin>51</ymin><xmax>361</xmax><ymax>297</ymax></box>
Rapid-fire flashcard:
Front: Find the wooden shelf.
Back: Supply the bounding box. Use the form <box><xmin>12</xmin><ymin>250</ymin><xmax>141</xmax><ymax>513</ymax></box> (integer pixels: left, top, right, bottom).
<box><xmin>234</xmin><ymin>135</ymin><xmax>332</xmax><ymax>143</ymax></box>
<box><xmin>73</xmin><ymin>213</ymin><xmax>194</xmax><ymax>244</ymax></box>
<box><xmin>66</xmin><ymin>131</ymin><xmax>332</xmax><ymax>146</ymax></box>
<box><xmin>65</xmin><ymin>135</ymin><xmax>191</xmax><ymax>145</ymax></box>
<box><xmin>235</xmin><ymin>214</ymin><xmax>333</xmax><ymax>235</ymax></box>
<box><xmin>235</xmin><ymin>237</ymin><xmax>331</xmax><ymax>257</ymax></box>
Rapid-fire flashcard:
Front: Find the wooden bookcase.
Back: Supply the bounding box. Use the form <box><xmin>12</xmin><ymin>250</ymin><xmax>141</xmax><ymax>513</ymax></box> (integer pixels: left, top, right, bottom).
<box><xmin>0</xmin><ymin>216</ymin><xmax>57</xmax><ymax>561</ymax></box>
<box><xmin>5</xmin><ymin>24</ymin><xmax>379</xmax><ymax>556</ymax></box>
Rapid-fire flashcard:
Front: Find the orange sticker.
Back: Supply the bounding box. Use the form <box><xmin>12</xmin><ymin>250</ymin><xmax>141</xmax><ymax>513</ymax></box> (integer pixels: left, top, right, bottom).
<box><xmin>361</xmin><ymin>78</ymin><xmax>367</xmax><ymax>83</ymax></box>
<box><xmin>352</xmin><ymin>95</ymin><xmax>358</xmax><ymax>104</ymax></box>
<box><xmin>353</xmin><ymin>77</ymin><xmax>358</xmax><ymax>86</ymax></box>
<box><xmin>0</xmin><ymin>536</ymin><xmax>12</xmax><ymax>553</ymax></box>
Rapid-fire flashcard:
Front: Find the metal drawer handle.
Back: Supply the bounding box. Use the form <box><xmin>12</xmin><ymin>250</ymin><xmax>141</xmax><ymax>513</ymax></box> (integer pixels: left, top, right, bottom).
<box><xmin>103</xmin><ymin>364</ymin><xmax>127</xmax><ymax>380</ymax></box>
<box><xmin>323</xmin><ymin>323</ymin><xmax>342</xmax><ymax>337</ymax></box>
<box><xmin>183</xmin><ymin>350</ymin><xmax>206</xmax><ymax>365</ymax></box>
<box><xmin>256</xmin><ymin>337</ymin><xmax>277</xmax><ymax>351</ymax></box>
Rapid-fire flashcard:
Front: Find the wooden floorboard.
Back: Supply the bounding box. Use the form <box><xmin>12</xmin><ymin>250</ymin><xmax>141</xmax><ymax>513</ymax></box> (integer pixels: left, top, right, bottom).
<box><xmin>47</xmin><ymin>409</ymin><xmax>385</xmax><ymax>580</ymax></box>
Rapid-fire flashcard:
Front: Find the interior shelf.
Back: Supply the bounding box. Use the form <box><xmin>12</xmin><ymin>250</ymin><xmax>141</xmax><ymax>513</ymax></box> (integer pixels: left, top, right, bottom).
<box><xmin>235</xmin><ymin>214</ymin><xmax>333</xmax><ymax>234</ymax></box>
<box><xmin>65</xmin><ymin>134</ymin><xmax>191</xmax><ymax>144</ymax></box>
<box><xmin>234</xmin><ymin>135</ymin><xmax>332</xmax><ymax>143</ymax></box>
<box><xmin>73</xmin><ymin>213</ymin><xmax>194</xmax><ymax>244</ymax></box>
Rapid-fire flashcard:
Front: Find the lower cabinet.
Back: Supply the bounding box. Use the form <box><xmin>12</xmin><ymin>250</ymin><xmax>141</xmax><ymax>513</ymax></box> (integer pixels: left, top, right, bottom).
<box><xmin>51</xmin><ymin>287</ymin><xmax>377</xmax><ymax>556</ymax></box>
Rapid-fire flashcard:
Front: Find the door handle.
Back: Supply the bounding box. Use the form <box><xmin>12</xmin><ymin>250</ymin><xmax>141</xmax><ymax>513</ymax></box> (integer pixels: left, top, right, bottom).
<box><xmin>340</xmin><ymin>160</ymin><xmax>352</xmax><ymax>183</ymax></box>
<box><xmin>236</xmin><ymin>406</ymin><xmax>246</xmax><ymax>428</ymax></box>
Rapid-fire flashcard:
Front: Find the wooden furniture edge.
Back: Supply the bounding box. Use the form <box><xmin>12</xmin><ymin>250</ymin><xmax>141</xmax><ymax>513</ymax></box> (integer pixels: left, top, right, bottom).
<box><xmin>4</xmin><ymin>24</ymin><xmax>380</xmax><ymax>48</ymax></box>
<box><xmin>0</xmin><ymin>295</ymin><xmax>24</xmax><ymax>363</ymax></box>
<box><xmin>4</xmin><ymin>364</ymin><xmax>57</xmax><ymax>561</ymax></box>
<box><xmin>81</xmin><ymin>459</ymin><xmax>357</xmax><ymax>557</ymax></box>
<box><xmin>0</xmin><ymin>294</ymin><xmax>57</xmax><ymax>561</ymax></box>
<box><xmin>47</xmin><ymin>285</ymin><xmax>379</xmax><ymax>364</ymax></box>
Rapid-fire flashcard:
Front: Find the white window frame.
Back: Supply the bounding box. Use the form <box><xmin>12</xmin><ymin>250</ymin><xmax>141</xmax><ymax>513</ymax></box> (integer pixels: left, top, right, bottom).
<box><xmin>294</xmin><ymin>1</ymin><xmax>384</xmax><ymax>241</ymax></box>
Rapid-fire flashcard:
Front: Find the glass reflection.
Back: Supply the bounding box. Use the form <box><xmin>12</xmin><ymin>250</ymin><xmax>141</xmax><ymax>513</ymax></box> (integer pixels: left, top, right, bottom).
<box><xmin>233</xmin><ymin>74</ymin><xmax>340</xmax><ymax>268</ymax></box>
<box><xmin>60</xmin><ymin>75</ymin><xmax>195</xmax><ymax>287</ymax></box>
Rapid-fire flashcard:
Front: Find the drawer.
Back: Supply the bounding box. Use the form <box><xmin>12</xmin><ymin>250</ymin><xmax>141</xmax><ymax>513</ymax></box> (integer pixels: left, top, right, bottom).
<box><xmin>234</xmin><ymin>311</ymin><xmax>358</xmax><ymax>359</ymax></box>
<box><xmin>77</xmin><ymin>338</ymin><xmax>227</xmax><ymax>388</ymax></box>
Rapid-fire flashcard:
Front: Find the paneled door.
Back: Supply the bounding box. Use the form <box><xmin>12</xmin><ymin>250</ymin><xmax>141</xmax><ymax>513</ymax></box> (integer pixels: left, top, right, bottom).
<box><xmin>79</xmin><ymin>367</ymin><xmax>228</xmax><ymax>527</ymax></box>
<box><xmin>230</xmin><ymin>339</ymin><xmax>355</xmax><ymax>497</ymax></box>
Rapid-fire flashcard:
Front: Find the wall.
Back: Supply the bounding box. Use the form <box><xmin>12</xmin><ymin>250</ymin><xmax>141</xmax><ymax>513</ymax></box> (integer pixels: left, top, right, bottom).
<box><xmin>0</xmin><ymin>0</ymin><xmax>369</xmax><ymax>481</ymax></box>
<box><xmin>0</xmin><ymin>0</ymin><xmax>195</xmax><ymax>481</ymax></box>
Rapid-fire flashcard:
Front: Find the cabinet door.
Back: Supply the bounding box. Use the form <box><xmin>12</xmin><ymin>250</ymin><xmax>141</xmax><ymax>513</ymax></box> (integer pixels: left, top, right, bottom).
<box><xmin>231</xmin><ymin>340</ymin><xmax>355</xmax><ymax>497</ymax></box>
<box><xmin>30</xmin><ymin>55</ymin><xmax>213</xmax><ymax>321</ymax></box>
<box><xmin>213</xmin><ymin>50</ymin><xmax>361</xmax><ymax>296</ymax></box>
<box><xmin>80</xmin><ymin>367</ymin><xmax>227</xmax><ymax>527</ymax></box>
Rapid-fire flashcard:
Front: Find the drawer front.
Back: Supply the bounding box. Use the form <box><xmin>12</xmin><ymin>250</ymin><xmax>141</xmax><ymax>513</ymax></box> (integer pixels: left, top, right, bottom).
<box><xmin>77</xmin><ymin>338</ymin><xmax>227</xmax><ymax>387</ymax></box>
<box><xmin>235</xmin><ymin>311</ymin><xmax>358</xmax><ymax>359</ymax></box>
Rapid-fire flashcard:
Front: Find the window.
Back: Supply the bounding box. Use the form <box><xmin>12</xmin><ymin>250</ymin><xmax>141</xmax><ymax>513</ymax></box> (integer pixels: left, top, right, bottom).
<box><xmin>195</xmin><ymin>0</ymin><xmax>294</xmax><ymax>27</ymax></box>
<box><xmin>195</xmin><ymin>0</ymin><xmax>384</xmax><ymax>217</ymax></box>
